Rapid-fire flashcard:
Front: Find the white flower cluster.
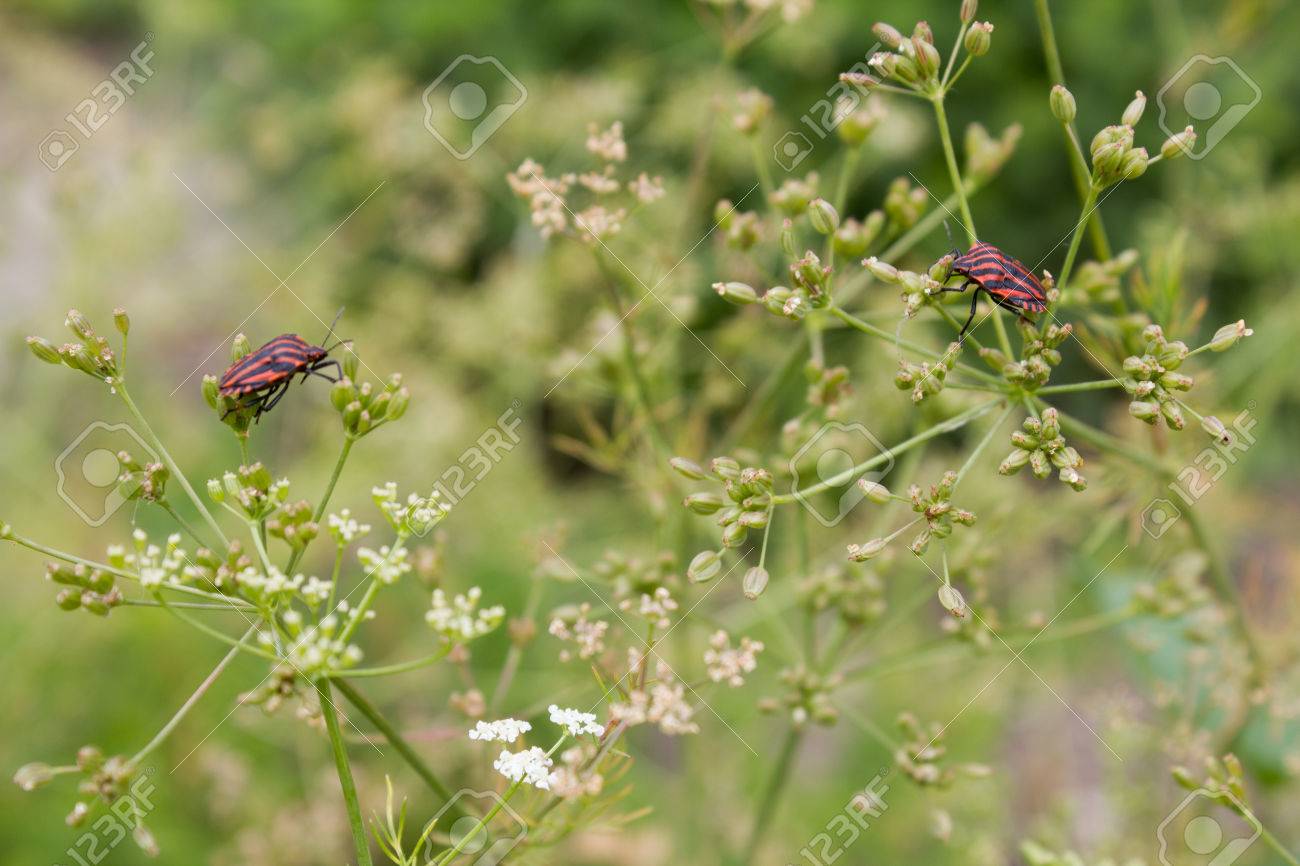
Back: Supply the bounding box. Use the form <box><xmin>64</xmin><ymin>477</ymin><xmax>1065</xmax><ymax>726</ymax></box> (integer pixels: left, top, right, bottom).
<box><xmin>468</xmin><ymin>718</ymin><xmax>531</xmax><ymax>743</ymax></box>
<box><xmin>357</xmin><ymin>545</ymin><xmax>412</xmax><ymax>585</ymax></box>
<box><xmin>506</xmin><ymin>159</ymin><xmax>571</xmax><ymax>238</ymax></box>
<box><xmin>234</xmin><ymin>566</ymin><xmax>314</xmax><ymax>607</ymax></box>
<box><xmin>704</xmin><ymin>630</ymin><xmax>765</xmax><ymax>687</ymax></box>
<box><xmin>585</xmin><ymin>121</ymin><xmax>627</xmax><ymax>163</ymax></box>
<box><xmin>260</xmin><ymin>615</ymin><xmax>361</xmax><ymax>678</ymax></box>
<box><xmin>548</xmin><ymin>603</ymin><xmax>609</xmax><ymax>662</ymax></box>
<box><xmin>550</xmin><ymin>743</ymin><xmax>604</xmax><ymax>799</ymax></box>
<box><xmin>119</xmin><ymin>530</ymin><xmax>193</xmax><ymax>590</ymax></box>
<box><xmin>609</xmin><ymin>660</ymin><xmax>699</xmax><ymax>735</ymax></box>
<box><xmin>372</xmin><ymin>483</ymin><xmax>451</xmax><ymax>536</ymax></box>
<box><xmin>548</xmin><ymin>704</ymin><xmax>604</xmax><ymax>737</ymax></box>
<box><xmin>627</xmin><ymin>172</ymin><xmax>665</xmax><ymax>204</ymax></box>
<box><xmin>327</xmin><ymin>509</ymin><xmax>371</xmax><ymax>545</ymax></box>
<box><xmin>493</xmin><ymin>747</ymin><xmax>554</xmax><ymax>790</ymax></box>
<box><xmin>620</xmin><ymin>587</ymin><xmax>678</xmax><ymax>630</ymax></box>
<box><xmin>425</xmin><ymin>587</ymin><xmax>505</xmax><ymax>642</ymax></box>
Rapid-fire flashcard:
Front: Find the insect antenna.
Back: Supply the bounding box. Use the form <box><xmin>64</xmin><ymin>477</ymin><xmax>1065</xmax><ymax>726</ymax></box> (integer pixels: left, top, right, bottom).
<box><xmin>318</xmin><ymin>307</ymin><xmax>351</xmax><ymax>352</ymax></box>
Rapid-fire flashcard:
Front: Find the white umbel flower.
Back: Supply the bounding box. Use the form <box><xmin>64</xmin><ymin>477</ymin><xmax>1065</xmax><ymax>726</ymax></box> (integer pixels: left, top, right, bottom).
<box><xmin>548</xmin><ymin>705</ymin><xmax>604</xmax><ymax>737</ymax></box>
<box><xmin>493</xmin><ymin>747</ymin><xmax>554</xmax><ymax>790</ymax></box>
<box><xmin>426</xmin><ymin>587</ymin><xmax>505</xmax><ymax>642</ymax></box>
<box><xmin>704</xmin><ymin>630</ymin><xmax>765</xmax><ymax>687</ymax></box>
<box><xmin>468</xmin><ymin>718</ymin><xmax>532</xmax><ymax>743</ymax></box>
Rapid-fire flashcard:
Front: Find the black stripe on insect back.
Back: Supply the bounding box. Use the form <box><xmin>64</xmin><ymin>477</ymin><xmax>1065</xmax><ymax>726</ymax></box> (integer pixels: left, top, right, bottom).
<box><xmin>219</xmin><ymin>334</ymin><xmax>323</xmax><ymax>395</ymax></box>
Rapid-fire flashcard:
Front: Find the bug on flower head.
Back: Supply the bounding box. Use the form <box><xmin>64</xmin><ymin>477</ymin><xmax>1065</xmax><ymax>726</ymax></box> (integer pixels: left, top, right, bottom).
<box><xmin>940</xmin><ymin>241</ymin><xmax>1048</xmax><ymax>342</ymax></box>
<box><xmin>218</xmin><ymin>311</ymin><xmax>348</xmax><ymax>422</ymax></box>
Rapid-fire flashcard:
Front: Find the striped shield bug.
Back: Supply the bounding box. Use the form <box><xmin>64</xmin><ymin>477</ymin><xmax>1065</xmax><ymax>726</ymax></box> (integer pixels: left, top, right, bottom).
<box><xmin>937</xmin><ymin>236</ymin><xmax>1048</xmax><ymax>342</ymax></box>
<box><xmin>218</xmin><ymin>310</ymin><xmax>348</xmax><ymax>422</ymax></box>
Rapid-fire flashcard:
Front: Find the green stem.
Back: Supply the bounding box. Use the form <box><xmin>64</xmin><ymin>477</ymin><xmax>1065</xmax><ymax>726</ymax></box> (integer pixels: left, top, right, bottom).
<box><xmin>160</xmin><ymin>501</ymin><xmax>211</xmax><ymax>549</ymax></box>
<box><xmin>3</xmin><ymin>531</ymin><xmax>254</xmax><ymax>608</ymax></box>
<box><xmin>1258</xmin><ymin>824</ymin><xmax>1300</xmax><ymax>866</ymax></box>
<box><xmin>435</xmin><ymin>737</ymin><xmax>567</xmax><ymax>865</ymax></box>
<box><xmin>491</xmin><ymin>578</ymin><xmax>544</xmax><ymax>715</ymax></box>
<box><xmin>332</xmin><ymin>678</ymin><xmax>468</xmax><ymax>823</ymax></box>
<box><xmin>741</xmin><ymin>726</ymin><xmax>802</xmax><ymax>864</ymax></box>
<box><xmin>774</xmin><ymin>399</ymin><xmax>1000</xmax><ymax>503</ymax></box>
<box><xmin>833</xmin><ymin>146</ymin><xmax>862</xmax><ymax>213</ymax></box>
<box><xmin>1057</xmin><ymin>183</ymin><xmax>1099</xmax><ymax>294</ymax></box>
<box><xmin>1034</xmin><ymin>379</ymin><xmax>1123</xmax><ymax>395</ymax></box>
<box><xmin>129</xmin><ymin>626</ymin><xmax>254</xmax><ymax>767</ymax></box>
<box><xmin>287</xmin><ymin>436</ymin><xmax>356</xmax><ymax>575</ymax></box>
<box><xmin>954</xmin><ymin>402</ymin><xmax>1015</xmax><ymax>487</ymax></box>
<box><xmin>316</xmin><ymin>678</ymin><xmax>373</xmax><ymax>866</ymax></box>
<box><xmin>750</xmin><ymin>136</ymin><xmax>776</xmax><ymax>201</ymax></box>
<box><xmin>1032</xmin><ymin>0</ymin><xmax>1113</xmax><ymax>261</ymax></box>
<box><xmin>829</xmin><ymin>306</ymin><xmax>1002</xmax><ymax>386</ymax></box>
<box><xmin>155</xmin><ymin>594</ymin><xmax>277</xmax><ymax>661</ymax></box>
<box><xmin>930</xmin><ymin>97</ymin><xmax>976</xmax><ymax>243</ymax></box>
<box><xmin>1181</xmin><ymin>506</ymin><xmax>1267</xmax><ymax>687</ymax></box>
<box><xmin>118</xmin><ymin>385</ymin><xmax>228</xmax><ymax>547</ymax></box>
<box><xmin>335</xmin><ymin>646</ymin><xmax>453</xmax><ymax>679</ymax></box>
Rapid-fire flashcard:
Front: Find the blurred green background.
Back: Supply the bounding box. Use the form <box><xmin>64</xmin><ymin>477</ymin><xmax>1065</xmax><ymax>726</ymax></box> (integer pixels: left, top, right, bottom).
<box><xmin>2</xmin><ymin>0</ymin><xmax>1299</xmax><ymax>863</ymax></box>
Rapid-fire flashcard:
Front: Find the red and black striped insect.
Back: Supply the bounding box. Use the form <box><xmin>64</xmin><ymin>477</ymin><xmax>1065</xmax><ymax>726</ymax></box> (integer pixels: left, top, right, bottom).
<box><xmin>218</xmin><ymin>312</ymin><xmax>347</xmax><ymax>422</ymax></box>
<box><xmin>940</xmin><ymin>241</ymin><xmax>1048</xmax><ymax>342</ymax></box>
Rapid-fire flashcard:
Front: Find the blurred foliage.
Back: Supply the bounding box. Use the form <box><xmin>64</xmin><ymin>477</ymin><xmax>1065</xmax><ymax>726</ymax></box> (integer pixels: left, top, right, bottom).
<box><xmin>2</xmin><ymin>0</ymin><xmax>1300</xmax><ymax>864</ymax></box>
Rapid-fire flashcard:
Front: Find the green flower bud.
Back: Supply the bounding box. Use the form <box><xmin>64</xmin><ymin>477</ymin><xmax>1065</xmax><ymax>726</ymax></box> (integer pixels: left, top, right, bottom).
<box><xmin>857</xmin><ymin>479</ymin><xmax>891</xmax><ymax>503</ymax></box>
<box><xmin>1129</xmin><ymin>400</ymin><xmax>1160</xmax><ymax>423</ymax></box>
<box><xmin>343</xmin><ymin>348</ymin><xmax>360</xmax><ymax>381</ymax></box>
<box><xmin>872</xmin><ymin>22</ymin><xmax>904</xmax><ymax>49</ymax></box>
<box><xmin>1161</xmin><ymin>126</ymin><xmax>1197</xmax><ymax>160</ymax></box>
<box><xmin>1092</xmin><ymin>141</ymin><xmax>1126</xmax><ymax>180</ymax></box>
<box><xmin>847</xmin><ymin>538</ymin><xmax>888</xmax><ymax>561</ymax></box>
<box><xmin>669</xmin><ymin>457</ymin><xmax>708</xmax><ymax>480</ymax></box>
<box><xmin>1161</xmin><ymin>401</ymin><xmax>1185</xmax><ymax>430</ymax></box>
<box><xmin>684</xmin><ymin>492</ymin><xmax>724</xmax><ymax>515</ymax></box>
<box><xmin>26</xmin><ymin>336</ymin><xmax>62</xmax><ymax>365</ymax></box>
<box><xmin>710</xmin><ymin>457</ymin><xmax>741</xmax><ymax>480</ymax></box>
<box><xmin>1201</xmin><ymin>416</ymin><xmax>1229</xmax><ymax>444</ymax></box>
<box><xmin>56</xmin><ymin>588</ymin><xmax>81</xmax><ymax>610</ymax></box>
<box><xmin>13</xmin><ymin>762</ymin><xmax>57</xmax><ymax>791</ymax></box>
<box><xmin>912</xmin><ymin>20</ymin><xmax>934</xmax><ymax>43</ymax></box>
<box><xmin>722</xmin><ymin>521</ymin><xmax>748</xmax><ymax>548</ymax></box>
<box><xmin>688</xmin><ymin>549</ymin><xmax>723</xmax><ymax>583</ymax></box>
<box><xmin>713</xmin><ymin>281</ymin><xmax>759</xmax><ymax>306</ymax></box>
<box><xmin>714</xmin><ymin>199</ymin><xmax>735</xmax><ymax>231</ymax></box>
<box><xmin>913</xmin><ymin>37</ymin><xmax>942</xmax><ymax>79</ymax></box>
<box><xmin>1122</xmin><ymin>91</ymin><xmax>1146</xmax><ymax>127</ymax></box>
<box><xmin>206</xmin><ymin>478</ymin><xmax>224</xmax><ymax>502</ymax></box>
<box><xmin>807</xmin><ymin>198</ymin><xmax>839</xmax><ymax>235</ymax></box>
<box><xmin>960</xmin><ymin>0</ymin><xmax>978</xmax><ymax>23</ymax></box>
<box><xmin>1171</xmin><ymin>766</ymin><xmax>1198</xmax><ymax>790</ymax></box>
<box><xmin>201</xmin><ymin>375</ymin><xmax>221</xmax><ymax>410</ymax></box>
<box><xmin>739</xmin><ymin>509</ymin><xmax>769</xmax><ymax>529</ymax></box>
<box><xmin>832</xmin><ymin>219</ymin><xmax>869</xmax><ymax>258</ymax></box>
<box><xmin>964</xmin><ymin>22</ymin><xmax>993</xmax><ymax>57</ymax></box>
<box><xmin>1120</xmin><ymin>147</ymin><xmax>1149</xmax><ymax>180</ymax></box>
<box><xmin>230</xmin><ymin>334</ymin><xmax>251</xmax><ymax>362</ymax></box>
<box><xmin>742</xmin><ymin>566</ymin><xmax>769</xmax><ymax>599</ymax></box>
<box><xmin>1049</xmin><ymin>85</ymin><xmax>1076</xmax><ymax>124</ymax></box>
<box><xmin>65</xmin><ymin>309</ymin><xmax>96</xmax><ymax>343</ymax></box>
<box><xmin>113</xmin><ymin>308</ymin><xmax>130</xmax><ymax>336</ymax></box>
<box><xmin>387</xmin><ymin>387</ymin><xmax>410</xmax><ymax>421</ymax></box>
<box><xmin>1209</xmin><ymin>320</ymin><xmax>1252</xmax><ymax>351</ymax></box>
<box><xmin>998</xmin><ymin>449</ymin><xmax>1031</xmax><ymax>475</ymax></box>
<box><xmin>937</xmin><ymin>584</ymin><xmax>966</xmax><ymax>617</ymax></box>
<box><xmin>1029</xmin><ymin>449</ymin><xmax>1051</xmax><ymax>479</ymax></box>
<box><xmin>863</xmin><ymin>256</ymin><xmax>899</xmax><ymax>283</ymax></box>
<box><xmin>330</xmin><ymin>379</ymin><xmax>354</xmax><ymax>412</ymax></box>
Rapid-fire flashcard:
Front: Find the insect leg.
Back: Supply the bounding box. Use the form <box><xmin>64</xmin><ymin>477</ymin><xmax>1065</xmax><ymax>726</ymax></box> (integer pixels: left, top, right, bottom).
<box><xmin>255</xmin><ymin>382</ymin><xmax>292</xmax><ymax>422</ymax></box>
<box><xmin>957</xmin><ymin>286</ymin><xmax>981</xmax><ymax>343</ymax></box>
<box><xmin>308</xmin><ymin>359</ymin><xmax>343</xmax><ymax>383</ymax></box>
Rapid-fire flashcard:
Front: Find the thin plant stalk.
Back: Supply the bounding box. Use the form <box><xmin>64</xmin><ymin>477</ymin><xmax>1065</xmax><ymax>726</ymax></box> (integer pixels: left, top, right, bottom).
<box><xmin>317</xmin><ymin>678</ymin><xmax>373</xmax><ymax>866</ymax></box>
